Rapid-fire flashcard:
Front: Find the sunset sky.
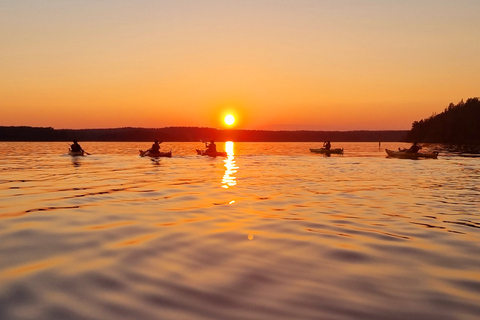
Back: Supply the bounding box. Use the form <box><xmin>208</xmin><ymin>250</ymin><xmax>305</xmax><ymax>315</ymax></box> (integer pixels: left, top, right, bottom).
<box><xmin>1</xmin><ymin>1</ymin><xmax>479</xmax><ymax>130</ymax></box>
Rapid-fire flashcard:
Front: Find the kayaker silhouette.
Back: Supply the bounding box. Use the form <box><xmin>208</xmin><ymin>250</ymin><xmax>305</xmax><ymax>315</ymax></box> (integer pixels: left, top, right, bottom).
<box><xmin>150</xmin><ymin>140</ymin><xmax>161</xmax><ymax>153</ymax></box>
<box><xmin>206</xmin><ymin>140</ymin><xmax>217</xmax><ymax>153</ymax></box>
<box><xmin>406</xmin><ymin>142</ymin><xmax>421</xmax><ymax>153</ymax></box>
<box><xmin>71</xmin><ymin>140</ymin><xmax>84</xmax><ymax>153</ymax></box>
<box><xmin>323</xmin><ymin>141</ymin><xmax>331</xmax><ymax>150</ymax></box>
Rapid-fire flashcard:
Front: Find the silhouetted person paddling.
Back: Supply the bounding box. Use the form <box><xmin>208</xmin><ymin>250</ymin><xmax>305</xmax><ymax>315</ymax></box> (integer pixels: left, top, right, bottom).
<box><xmin>150</xmin><ymin>140</ymin><xmax>161</xmax><ymax>153</ymax></box>
<box><xmin>206</xmin><ymin>140</ymin><xmax>217</xmax><ymax>153</ymax></box>
<box><xmin>323</xmin><ymin>141</ymin><xmax>331</xmax><ymax>150</ymax></box>
<box><xmin>406</xmin><ymin>142</ymin><xmax>421</xmax><ymax>153</ymax></box>
<box><xmin>71</xmin><ymin>140</ymin><xmax>84</xmax><ymax>153</ymax></box>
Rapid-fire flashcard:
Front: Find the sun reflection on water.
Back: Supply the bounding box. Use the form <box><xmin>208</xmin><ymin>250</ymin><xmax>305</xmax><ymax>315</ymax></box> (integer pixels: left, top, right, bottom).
<box><xmin>222</xmin><ymin>141</ymin><xmax>238</xmax><ymax>188</ymax></box>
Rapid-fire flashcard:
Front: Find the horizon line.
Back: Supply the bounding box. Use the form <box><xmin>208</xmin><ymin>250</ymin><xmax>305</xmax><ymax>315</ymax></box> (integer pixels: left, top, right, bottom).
<box><xmin>0</xmin><ymin>125</ymin><xmax>409</xmax><ymax>132</ymax></box>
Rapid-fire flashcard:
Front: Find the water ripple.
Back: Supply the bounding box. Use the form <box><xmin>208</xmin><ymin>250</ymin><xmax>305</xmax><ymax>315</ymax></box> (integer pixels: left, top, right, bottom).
<box><xmin>0</xmin><ymin>142</ymin><xmax>479</xmax><ymax>320</ymax></box>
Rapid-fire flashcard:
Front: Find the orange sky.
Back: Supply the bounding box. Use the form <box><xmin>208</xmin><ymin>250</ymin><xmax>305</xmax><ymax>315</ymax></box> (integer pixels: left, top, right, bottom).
<box><xmin>1</xmin><ymin>1</ymin><xmax>479</xmax><ymax>130</ymax></box>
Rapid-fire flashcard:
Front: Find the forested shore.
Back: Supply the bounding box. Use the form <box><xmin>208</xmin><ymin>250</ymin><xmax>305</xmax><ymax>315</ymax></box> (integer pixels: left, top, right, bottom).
<box><xmin>0</xmin><ymin>126</ymin><xmax>407</xmax><ymax>142</ymax></box>
<box><xmin>407</xmin><ymin>97</ymin><xmax>480</xmax><ymax>145</ymax></box>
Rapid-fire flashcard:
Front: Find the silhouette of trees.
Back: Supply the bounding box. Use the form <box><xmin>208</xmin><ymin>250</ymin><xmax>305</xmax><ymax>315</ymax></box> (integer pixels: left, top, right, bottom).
<box><xmin>407</xmin><ymin>98</ymin><xmax>480</xmax><ymax>144</ymax></box>
<box><xmin>0</xmin><ymin>126</ymin><xmax>407</xmax><ymax>142</ymax></box>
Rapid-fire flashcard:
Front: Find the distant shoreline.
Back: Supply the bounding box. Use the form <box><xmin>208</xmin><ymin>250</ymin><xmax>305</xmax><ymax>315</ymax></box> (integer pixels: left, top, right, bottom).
<box><xmin>0</xmin><ymin>126</ymin><xmax>408</xmax><ymax>142</ymax></box>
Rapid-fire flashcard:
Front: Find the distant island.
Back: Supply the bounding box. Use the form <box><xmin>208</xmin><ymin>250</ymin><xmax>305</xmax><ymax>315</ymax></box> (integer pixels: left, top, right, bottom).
<box><xmin>407</xmin><ymin>97</ymin><xmax>480</xmax><ymax>145</ymax></box>
<box><xmin>0</xmin><ymin>126</ymin><xmax>407</xmax><ymax>143</ymax></box>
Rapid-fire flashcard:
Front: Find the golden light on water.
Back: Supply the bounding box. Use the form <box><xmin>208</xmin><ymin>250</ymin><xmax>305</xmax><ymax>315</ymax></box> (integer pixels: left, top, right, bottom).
<box><xmin>225</xmin><ymin>141</ymin><xmax>234</xmax><ymax>156</ymax></box>
<box><xmin>222</xmin><ymin>141</ymin><xmax>237</xmax><ymax>188</ymax></box>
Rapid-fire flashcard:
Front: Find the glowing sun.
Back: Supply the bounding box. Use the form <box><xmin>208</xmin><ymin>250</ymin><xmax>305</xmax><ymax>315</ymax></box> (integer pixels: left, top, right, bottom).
<box><xmin>224</xmin><ymin>114</ymin><xmax>235</xmax><ymax>126</ymax></box>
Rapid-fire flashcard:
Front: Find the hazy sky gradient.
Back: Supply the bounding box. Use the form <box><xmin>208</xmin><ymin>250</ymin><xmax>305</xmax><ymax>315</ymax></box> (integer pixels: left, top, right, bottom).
<box><xmin>1</xmin><ymin>0</ymin><xmax>479</xmax><ymax>130</ymax></box>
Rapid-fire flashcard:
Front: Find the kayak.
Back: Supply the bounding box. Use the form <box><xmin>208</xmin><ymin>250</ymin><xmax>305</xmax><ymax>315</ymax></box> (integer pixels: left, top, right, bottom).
<box><xmin>310</xmin><ymin>148</ymin><xmax>344</xmax><ymax>155</ymax></box>
<box><xmin>139</xmin><ymin>150</ymin><xmax>172</xmax><ymax>158</ymax></box>
<box><xmin>196</xmin><ymin>149</ymin><xmax>228</xmax><ymax>157</ymax></box>
<box><xmin>68</xmin><ymin>150</ymin><xmax>85</xmax><ymax>157</ymax></box>
<box><xmin>385</xmin><ymin>149</ymin><xmax>438</xmax><ymax>159</ymax></box>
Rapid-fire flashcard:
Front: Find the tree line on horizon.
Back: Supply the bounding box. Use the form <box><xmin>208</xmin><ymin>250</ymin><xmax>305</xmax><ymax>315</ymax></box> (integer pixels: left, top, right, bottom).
<box><xmin>407</xmin><ymin>97</ymin><xmax>480</xmax><ymax>145</ymax></box>
<box><xmin>0</xmin><ymin>126</ymin><xmax>407</xmax><ymax>142</ymax></box>
<box><xmin>2</xmin><ymin>98</ymin><xmax>478</xmax><ymax>144</ymax></box>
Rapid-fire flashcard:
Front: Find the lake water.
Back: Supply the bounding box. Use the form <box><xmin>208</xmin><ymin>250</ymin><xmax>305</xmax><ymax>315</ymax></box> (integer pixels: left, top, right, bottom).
<box><xmin>0</xmin><ymin>142</ymin><xmax>479</xmax><ymax>320</ymax></box>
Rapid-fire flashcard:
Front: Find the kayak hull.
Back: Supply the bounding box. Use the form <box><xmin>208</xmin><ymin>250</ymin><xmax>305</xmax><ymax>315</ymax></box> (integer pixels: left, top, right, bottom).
<box><xmin>196</xmin><ymin>149</ymin><xmax>228</xmax><ymax>157</ymax></box>
<box><xmin>139</xmin><ymin>150</ymin><xmax>172</xmax><ymax>158</ymax></box>
<box><xmin>385</xmin><ymin>149</ymin><xmax>438</xmax><ymax>159</ymax></box>
<box><xmin>68</xmin><ymin>150</ymin><xmax>85</xmax><ymax>157</ymax></box>
<box><xmin>310</xmin><ymin>148</ymin><xmax>344</xmax><ymax>155</ymax></box>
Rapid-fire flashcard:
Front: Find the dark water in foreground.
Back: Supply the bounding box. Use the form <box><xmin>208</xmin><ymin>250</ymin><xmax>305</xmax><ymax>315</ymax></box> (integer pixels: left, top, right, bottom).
<box><xmin>0</xmin><ymin>142</ymin><xmax>479</xmax><ymax>320</ymax></box>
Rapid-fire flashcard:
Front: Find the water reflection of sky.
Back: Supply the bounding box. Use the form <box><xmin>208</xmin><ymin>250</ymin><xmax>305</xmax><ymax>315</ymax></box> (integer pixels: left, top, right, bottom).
<box><xmin>2</xmin><ymin>142</ymin><xmax>480</xmax><ymax>320</ymax></box>
<box><xmin>222</xmin><ymin>141</ymin><xmax>238</xmax><ymax>188</ymax></box>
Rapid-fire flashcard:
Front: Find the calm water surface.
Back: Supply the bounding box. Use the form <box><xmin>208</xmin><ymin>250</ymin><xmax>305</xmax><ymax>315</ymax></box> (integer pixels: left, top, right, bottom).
<box><xmin>0</xmin><ymin>142</ymin><xmax>479</xmax><ymax>320</ymax></box>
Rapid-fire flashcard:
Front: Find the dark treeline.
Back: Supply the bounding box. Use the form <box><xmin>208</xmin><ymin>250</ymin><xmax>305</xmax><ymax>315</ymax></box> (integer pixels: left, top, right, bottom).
<box><xmin>407</xmin><ymin>98</ymin><xmax>480</xmax><ymax>144</ymax></box>
<box><xmin>0</xmin><ymin>126</ymin><xmax>407</xmax><ymax>142</ymax></box>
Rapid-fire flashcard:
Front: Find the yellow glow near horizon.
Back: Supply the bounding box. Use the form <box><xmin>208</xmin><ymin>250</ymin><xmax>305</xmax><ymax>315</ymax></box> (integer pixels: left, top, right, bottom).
<box><xmin>224</xmin><ymin>114</ymin><xmax>235</xmax><ymax>126</ymax></box>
